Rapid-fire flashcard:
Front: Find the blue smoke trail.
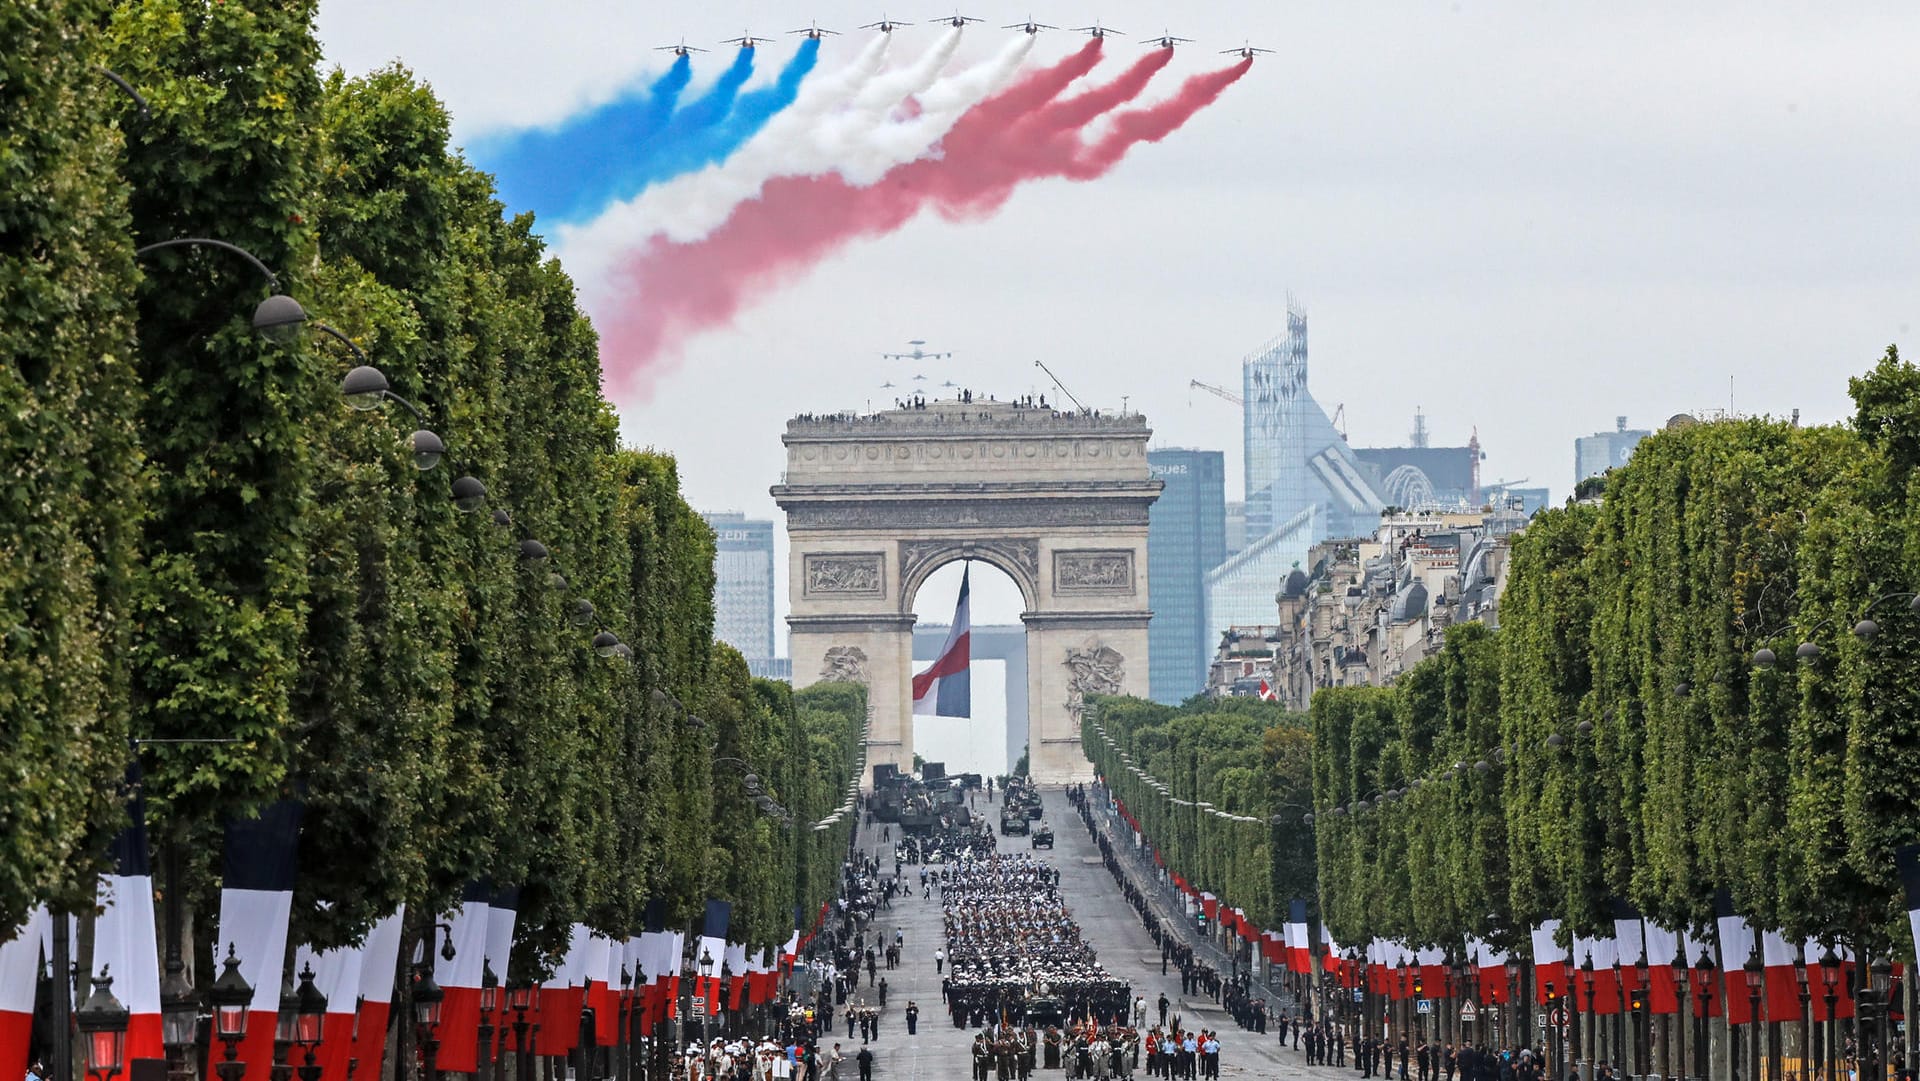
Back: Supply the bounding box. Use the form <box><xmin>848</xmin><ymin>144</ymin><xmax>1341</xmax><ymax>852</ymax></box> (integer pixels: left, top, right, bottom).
<box><xmin>476</xmin><ymin>42</ymin><xmax>821</xmax><ymax>228</ymax></box>
<box><xmin>623</xmin><ymin>37</ymin><xmax>822</xmax><ymax>192</ymax></box>
<box><xmin>478</xmin><ymin>53</ymin><xmax>694</xmax><ymax>224</ymax></box>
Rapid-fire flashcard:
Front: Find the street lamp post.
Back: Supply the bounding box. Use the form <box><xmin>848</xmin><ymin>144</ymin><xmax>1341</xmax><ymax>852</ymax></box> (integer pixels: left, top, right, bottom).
<box><xmin>415</xmin><ymin>969</ymin><xmax>446</xmax><ymax>1081</ymax></box>
<box><xmin>1504</xmin><ymin>958</ymin><xmax>1523</xmax><ymax>1054</ymax></box>
<box><xmin>1795</xmin><ymin>953</ymin><xmax>1811</xmax><ymax>1081</ymax></box>
<box><xmin>1819</xmin><ymin>950</ymin><xmax>1841</xmax><ymax>1081</ymax></box>
<box><xmin>76</xmin><ymin>969</ymin><xmax>132</xmax><ymax>1081</ymax></box>
<box><xmin>1546</xmin><ymin>983</ymin><xmax>1563</xmax><ymax>1081</ymax></box>
<box><xmin>1672</xmin><ymin>946</ymin><xmax>1690</xmax><ymax>1081</ymax></box>
<box><xmin>1633</xmin><ymin>954</ymin><xmax>1650</xmax><ymax>1081</ymax></box>
<box><xmin>508</xmin><ymin>983</ymin><xmax>539</xmax><ymax>1081</ymax></box>
<box><xmin>478</xmin><ymin>962</ymin><xmax>499</xmax><ymax>1081</ymax></box>
<box><xmin>1744</xmin><ymin>945</ymin><xmax>1764</xmax><ymax>1081</ymax></box>
<box><xmin>209</xmin><ymin>948</ymin><xmax>255</xmax><ymax>1081</ymax></box>
<box><xmin>701</xmin><ymin>948</ymin><xmax>717</xmax><ymax>1081</ymax></box>
<box><xmin>1694</xmin><ymin>949</ymin><xmax>1715</xmax><ymax>1081</ymax></box>
<box><xmin>1581</xmin><ymin>958</ymin><xmax>1596</xmax><ymax>1081</ymax></box>
<box><xmin>273</xmin><ymin>968</ymin><xmax>302</xmax><ymax>1081</ymax></box>
<box><xmin>1868</xmin><ymin>956</ymin><xmax>1894</xmax><ymax>1081</ymax></box>
<box><xmin>292</xmin><ymin>965</ymin><xmax>328</xmax><ymax>1081</ymax></box>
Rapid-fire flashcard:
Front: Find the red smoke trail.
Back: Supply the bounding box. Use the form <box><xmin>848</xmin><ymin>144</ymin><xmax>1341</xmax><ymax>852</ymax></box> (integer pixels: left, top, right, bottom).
<box><xmin>601</xmin><ymin>48</ymin><xmax>1251</xmax><ymax>392</ymax></box>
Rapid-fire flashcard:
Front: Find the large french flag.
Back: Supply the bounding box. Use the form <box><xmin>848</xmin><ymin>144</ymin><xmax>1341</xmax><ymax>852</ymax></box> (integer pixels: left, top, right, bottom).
<box><xmin>912</xmin><ymin>566</ymin><xmax>970</xmax><ymax>717</ymax></box>
<box><xmin>534</xmin><ymin>925</ymin><xmax>590</xmax><ymax>1057</ymax></box>
<box><xmin>94</xmin><ymin>765</ymin><xmax>163</xmax><ymax>1068</ymax></box>
<box><xmin>348</xmin><ymin>908</ymin><xmax>407</xmax><ymax>1081</ymax></box>
<box><xmin>293</xmin><ymin>906</ymin><xmax>407</xmax><ymax>1081</ymax></box>
<box><xmin>1470</xmin><ymin>937</ymin><xmax>1511</xmax><ymax>1004</ymax></box>
<box><xmin>1531</xmin><ymin>920</ymin><xmax>1569</xmax><ymax>1004</ymax></box>
<box><xmin>696</xmin><ymin>900</ymin><xmax>731</xmax><ymax>1015</ymax></box>
<box><xmin>1642</xmin><ymin>922</ymin><xmax>1683</xmax><ymax>1014</ymax></box>
<box><xmin>431</xmin><ymin>882</ymin><xmax>493</xmax><ymax>1074</ymax></box>
<box><xmin>485</xmin><ymin>890</ymin><xmax>519</xmax><ymax>1052</ymax></box>
<box><xmin>1</xmin><ymin>907</ymin><xmax>50</xmax><ymax>1081</ymax></box>
<box><xmin>1286</xmin><ymin>900</ymin><xmax>1311</xmax><ymax>974</ymax></box>
<box><xmin>1715</xmin><ymin>891</ymin><xmax>1759</xmax><ymax>1025</ymax></box>
<box><xmin>210</xmin><ymin>800</ymin><xmax>304</xmax><ymax>1081</ymax></box>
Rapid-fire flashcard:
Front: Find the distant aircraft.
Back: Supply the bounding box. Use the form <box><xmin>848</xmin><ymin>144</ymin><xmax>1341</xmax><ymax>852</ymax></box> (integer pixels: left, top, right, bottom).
<box><xmin>880</xmin><ymin>380</ymin><xmax>898</xmax><ymax>388</ymax></box>
<box><xmin>1221</xmin><ymin>42</ymin><xmax>1274</xmax><ymax>59</ymax></box>
<box><xmin>1143</xmin><ymin>30</ymin><xmax>1193</xmax><ymax>49</ymax></box>
<box><xmin>940</xmin><ymin>380</ymin><xmax>959</xmax><ymax>388</ymax></box>
<box><xmin>1003</xmin><ymin>16</ymin><xmax>1057</xmax><ymax>34</ymax></box>
<box><xmin>654</xmin><ymin>39</ymin><xmax>708</xmax><ymax>55</ymax></box>
<box><xmin>936</xmin><ymin>11</ymin><xmax>984</xmax><ymax>28</ymax></box>
<box><xmin>911</xmin><ymin>373</ymin><xmax>928</xmax><ymax>381</ymax></box>
<box><xmin>883</xmin><ymin>339</ymin><xmax>953</xmax><ymax>364</ymax></box>
<box><xmin>860</xmin><ymin>14</ymin><xmax>912</xmax><ymax>32</ymax></box>
<box><xmin>1073</xmin><ymin>22</ymin><xmax>1123</xmax><ymax>39</ymax></box>
<box><xmin>790</xmin><ymin>21</ymin><xmax>839</xmax><ymax>39</ymax></box>
<box><xmin>721</xmin><ymin>32</ymin><xmax>771</xmax><ymax>49</ymax></box>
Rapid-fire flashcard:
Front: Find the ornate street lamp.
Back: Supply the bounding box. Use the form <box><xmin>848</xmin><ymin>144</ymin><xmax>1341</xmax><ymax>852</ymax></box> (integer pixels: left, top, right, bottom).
<box><xmin>1794</xmin><ymin>949</ymin><xmax>1812</xmax><ymax>1081</ymax></box>
<box><xmin>1672</xmin><ymin>944</ymin><xmax>1689</xmax><ymax>1081</ymax></box>
<box><xmin>76</xmin><ymin>969</ymin><xmax>131</xmax><ymax>1081</ymax></box>
<box><xmin>292</xmin><ymin>964</ymin><xmax>328</xmax><ymax>1081</ymax></box>
<box><xmin>415</xmin><ymin>967</ymin><xmax>446</xmax><ymax>1081</ymax></box>
<box><xmin>159</xmin><ymin>943</ymin><xmax>199</xmax><ymax>1081</ymax></box>
<box><xmin>132</xmin><ymin>238</ymin><xmax>307</xmax><ymax>342</ymax></box>
<box><xmin>1694</xmin><ymin>947</ymin><xmax>1716</xmax><ymax>1081</ymax></box>
<box><xmin>1742</xmin><ymin>943</ymin><xmax>1765</xmax><ymax>1081</ymax></box>
<box><xmin>508</xmin><ymin>983</ymin><xmax>541</xmax><ymax>1081</ymax></box>
<box><xmin>209</xmin><ymin>947</ymin><xmax>255</xmax><ymax>1081</ymax></box>
<box><xmin>478</xmin><ymin>961</ymin><xmax>499</xmax><ymax>1081</ymax></box>
<box><xmin>1819</xmin><ymin>948</ymin><xmax>1841</xmax><ymax>1081</ymax></box>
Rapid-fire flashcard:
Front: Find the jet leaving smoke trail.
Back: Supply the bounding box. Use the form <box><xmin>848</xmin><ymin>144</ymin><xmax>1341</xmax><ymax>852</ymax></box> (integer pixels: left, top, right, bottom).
<box><xmin>630</xmin><ymin>38</ymin><xmax>822</xmax><ymax>194</ymax></box>
<box><xmin>478</xmin><ymin>53</ymin><xmax>694</xmax><ymax>223</ymax></box>
<box><xmin>598</xmin><ymin>51</ymin><xmax>1250</xmax><ymax>395</ymax></box>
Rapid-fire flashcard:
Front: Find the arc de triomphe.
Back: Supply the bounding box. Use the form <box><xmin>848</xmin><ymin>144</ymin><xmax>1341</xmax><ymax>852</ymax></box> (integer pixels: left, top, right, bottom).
<box><xmin>773</xmin><ymin>399</ymin><xmax>1162</xmax><ymax>784</ymax></box>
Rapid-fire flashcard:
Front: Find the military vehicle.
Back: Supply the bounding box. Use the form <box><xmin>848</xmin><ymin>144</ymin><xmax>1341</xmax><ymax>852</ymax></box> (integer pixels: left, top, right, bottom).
<box><xmin>1031</xmin><ymin>823</ymin><xmax>1054</xmax><ymax>849</ymax></box>
<box><xmin>1000</xmin><ymin>807</ymin><xmax>1030</xmax><ymax>836</ymax></box>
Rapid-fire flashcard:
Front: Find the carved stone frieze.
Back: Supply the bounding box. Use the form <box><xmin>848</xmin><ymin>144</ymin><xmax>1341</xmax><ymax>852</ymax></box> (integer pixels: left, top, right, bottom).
<box><xmin>1053</xmin><ymin>549</ymin><xmax>1135</xmax><ymax>594</ymax></box>
<box><xmin>820</xmin><ymin>645</ymin><xmax>869</xmax><ymax>682</ymax></box>
<box><xmin>1063</xmin><ymin>641</ymin><xmax>1126</xmax><ymax>719</ymax></box>
<box><xmin>802</xmin><ymin>553</ymin><xmax>885</xmax><ymax>597</ymax></box>
<box><xmin>783</xmin><ymin>498</ymin><xmax>1151</xmax><ymax>531</ymax></box>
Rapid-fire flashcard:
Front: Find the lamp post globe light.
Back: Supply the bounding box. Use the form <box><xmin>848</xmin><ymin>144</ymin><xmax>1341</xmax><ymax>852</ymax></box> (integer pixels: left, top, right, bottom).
<box><xmin>477</xmin><ymin>962</ymin><xmax>499</xmax><ymax>1081</ymax></box>
<box><xmin>209</xmin><ymin>947</ymin><xmax>255</xmax><ymax>1081</ymax></box>
<box><xmin>1742</xmin><ymin>945</ymin><xmax>1764</xmax><ymax>1081</ymax></box>
<box><xmin>508</xmin><ymin>982</ymin><xmax>540</xmax><ymax>1081</ymax></box>
<box><xmin>292</xmin><ymin>964</ymin><xmax>328</xmax><ymax>1081</ymax></box>
<box><xmin>159</xmin><ymin>940</ymin><xmax>199</xmax><ymax>1081</ymax></box>
<box><xmin>415</xmin><ymin>968</ymin><xmax>446</xmax><ymax>1081</ymax></box>
<box><xmin>1819</xmin><ymin>948</ymin><xmax>1841</xmax><ymax>1081</ymax></box>
<box><xmin>76</xmin><ymin>968</ymin><xmax>131</xmax><ymax>1081</ymax></box>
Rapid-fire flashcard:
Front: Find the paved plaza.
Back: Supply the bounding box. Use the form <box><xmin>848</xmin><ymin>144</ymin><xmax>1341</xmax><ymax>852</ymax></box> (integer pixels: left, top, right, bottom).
<box><xmin>843</xmin><ymin>788</ymin><xmax>1340</xmax><ymax>1081</ymax></box>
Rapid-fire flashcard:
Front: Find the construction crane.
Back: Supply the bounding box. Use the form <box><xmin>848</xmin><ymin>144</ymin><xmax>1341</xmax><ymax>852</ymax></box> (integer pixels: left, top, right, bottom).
<box><xmin>1189</xmin><ymin>379</ymin><xmax>1241</xmax><ymax>406</ymax></box>
<box><xmin>1190</xmin><ymin>378</ymin><xmax>1348</xmax><ymax>441</ymax></box>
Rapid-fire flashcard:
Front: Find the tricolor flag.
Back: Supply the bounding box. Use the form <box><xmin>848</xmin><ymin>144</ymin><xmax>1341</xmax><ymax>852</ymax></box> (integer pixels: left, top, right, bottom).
<box><xmin>485</xmin><ymin>890</ymin><xmax>519</xmax><ymax>1053</ymax></box>
<box><xmin>535</xmin><ymin>924</ymin><xmax>591</xmax><ymax>1056</ymax></box>
<box><xmin>349</xmin><ymin>909</ymin><xmax>407</xmax><ymax>1081</ymax></box>
<box><xmin>1715</xmin><ymin>890</ymin><xmax>1759</xmax><ymax>1025</ymax></box>
<box><xmin>430</xmin><ymin>883</ymin><xmax>493</xmax><ymax>1073</ymax></box>
<box><xmin>1642</xmin><ymin>921</ymin><xmax>1683</xmax><ymax>1015</ymax></box>
<box><xmin>911</xmin><ymin>566</ymin><xmax>970</xmax><ymax>717</ymax></box>
<box><xmin>1471</xmin><ymin>938</ymin><xmax>1511</xmax><ymax>1004</ymax></box>
<box><xmin>93</xmin><ymin>764</ymin><xmax>163</xmax><ymax>1067</ymax></box>
<box><xmin>210</xmin><ymin>800</ymin><xmax>304</xmax><ymax>1081</ymax></box>
<box><xmin>1416</xmin><ymin>946</ymin><xmax>1448</xmax><ymax>995</ymax></box>
<box><xmin>1531</xmin><ymin>920</ymin><xmax>1569</xmax><ymax>1005</ymax></box>
<box><xmin>1257</xmin><ymin>680</ymin><xmax>1277</xmax><ymax>702</ymax></box>
<box><xmin>696</xmin><ymin>900</ymin><xmax>731</xmax><ymax>1015</ymax></box>
<box><xmin>294</xmin><ymin>905</ymin><xmax>406</xmax><ymax>1081</ymax></box>
<box><xmin>1572</xmin><ymin>932</ymin><xmax>1621</xmax><ymax>1014</ymax></box>
<box><xmin>1</xmin><ymin>907</ymin><xmax>50</xmax><ymax>1081</ymax></box>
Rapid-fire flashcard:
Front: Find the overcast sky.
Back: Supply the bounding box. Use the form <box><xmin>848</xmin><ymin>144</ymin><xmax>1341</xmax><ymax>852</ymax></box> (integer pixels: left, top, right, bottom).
<box><xmin>317</xmin><ymin>1</ymin><xmax>1920</xmax><ymax>630</ymax></box>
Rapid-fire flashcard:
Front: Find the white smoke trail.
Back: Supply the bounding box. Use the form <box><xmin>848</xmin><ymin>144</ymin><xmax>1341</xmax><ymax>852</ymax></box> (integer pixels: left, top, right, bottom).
<box><xmin>557</xmin><ymin>32</ymin><xmax>894</xmax><ymax>302</ymax></box>
<box><xmin>828</xmin><ymin>31</ymin><xmax>1036</xmax><ymax>186</ymax></box>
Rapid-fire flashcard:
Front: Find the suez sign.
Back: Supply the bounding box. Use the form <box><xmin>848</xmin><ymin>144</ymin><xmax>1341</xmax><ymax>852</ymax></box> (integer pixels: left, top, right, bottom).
<box><xmin>1149</xmin><ymin>463</ymin><xmax>1190</xmax><ymax>477</ymax></box>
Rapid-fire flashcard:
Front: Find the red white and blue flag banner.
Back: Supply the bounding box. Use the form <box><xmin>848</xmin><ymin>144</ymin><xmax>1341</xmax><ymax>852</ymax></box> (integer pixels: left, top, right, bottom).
<box><xmin>1715</xmin><ymin>891</ymin><xmax>1758</xmax><ymax>1025</ymax></box>
<box><xmin>696</xmin><ymin>900</ymin><xmax>731</xmax><ymax>1014</ymax></box>
<box><xmin>1285</xmin><ymin>901</ymin><xmax>1311</xmax><ymax>974</ymax></box>
<box><xmin>1530</xmin><ymin>920</ymin><xmax>1568</xmax><ymax>1005</ymax></box>
<box><xmin>1471</xmin><ymin>938</ymin><xmax>1511</xmax><ymax>1004</ymax></box>
<box><xmin>724</xmin><ymin>941</ymin><xmax>750</xmax><ymax>1012</ymax></box>
<box><xmin>211</xmin><ymin>800</ymin><xmax>304</xmax><ymax>1081</ymax></box>
<box><xmin>350</xmin><ymin>908</ymin><xmax>406</xmax><ymax>1081</ymax></box>
<box><xmin>430</xmin><ymin>883</ymin><xmax>493</xmax><ymax>1073</ymax></box>
<box><xmin>294</xmin><ymin>903</ymin><xmax>401</xmax><ymax>1081</ymax></box>
<box><xmin>781</xmin><ymin>929</ymin><xmax>800</xmax><ymax>972</ymax></box>
<box><xmin>1572</xmin><ymin>932</ymin><xmax>1621</xmax><ymax>1014</ymax></box>
<box><xmin>0</xmin><ymin>907</ymin><xmax>50</xmax><ymax>1081</ymax></box>
<box><xmin>94</xmin><ymin>764</ymin><xmax>163</xmax><ymax>1067</ymax></box>
<box><xmin>1416</xmin><ymin>946</ymin><xmax>1447</xmax><ymax>994</ymax></box>
<box><xmin>1642</xmin><ymin>922</ymin><xmax>1682</xmax><ymax>1015</ymax></box>
<box><xmin>590</xmin><ymin>933</ymin><xmax>619</xmax><ymax>1046</ymax></box>
<box><xmin>485</xmin><ymin>891</ymin><xmax>519</xmax><ymax>1050</ymax></box>
<box><xmin>911</xmin><ymin>566</ymin><xmax>970</xmax><ymax>718</ymax></box>
<box><xmin>536</xmin><ymin>924</ymin><xmax>592</xmax><ymax>1056</ymax></box>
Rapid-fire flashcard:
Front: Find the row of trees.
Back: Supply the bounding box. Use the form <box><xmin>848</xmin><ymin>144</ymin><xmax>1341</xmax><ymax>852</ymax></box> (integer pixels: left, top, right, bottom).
<box><xmin>1078</xmin><ymin>351</ymin><xmax>1920</xmax><ymax>967</ymax></box>
<box><xmin>2</xmin><ymin>0</ymin><xmax>860</xmax><ymax>978</ymax></box>
<box><xmin>1317</xmin><ymin>350</ymin><xmax>1920</xmax><ymax>961</ymax></box>
<box><xmin>1079</xmin><ymin>697</ymin><xmax>1314</xmax><ymax>931</ymax></box>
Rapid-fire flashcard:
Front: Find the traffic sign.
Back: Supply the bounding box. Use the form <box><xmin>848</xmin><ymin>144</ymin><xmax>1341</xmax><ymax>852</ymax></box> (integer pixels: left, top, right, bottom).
<box><xmin>1353</xmin><ymin>989</ymin><xmax>1365</xmax><ymax>1003</ymax></box>
<box><xmin>692</xmin><ymin>996</ymin><xmax>708</xmax><ymax>1019</ymax></box>
<box><xmin>1459</xmin><ymin>1001</ymin><xmax>1479</xmax><ymax>1021</ymax></box>
<box><xmin>1416</xmin><ymin>999</ymin><xmax>1433</xmax><ymax>1015</ymax></box>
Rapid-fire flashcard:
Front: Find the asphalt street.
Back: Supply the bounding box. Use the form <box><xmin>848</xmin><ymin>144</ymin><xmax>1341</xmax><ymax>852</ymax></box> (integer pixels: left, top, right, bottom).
<box><xmin>842</xmin><ymin>786</ymin><xmax>1341</xmax><ymax>1080</ymax></box>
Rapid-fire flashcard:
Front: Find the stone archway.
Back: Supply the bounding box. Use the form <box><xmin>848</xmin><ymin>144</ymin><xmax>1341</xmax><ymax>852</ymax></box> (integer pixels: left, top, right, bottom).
<box><xmin>774</xmin><ymin>398</ymin><xmax>1162</xmax><ymax>784</ymax></box>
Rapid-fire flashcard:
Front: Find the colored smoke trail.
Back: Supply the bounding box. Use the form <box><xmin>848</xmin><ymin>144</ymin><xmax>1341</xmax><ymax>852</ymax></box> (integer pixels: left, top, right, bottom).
<box><xmin>478</xmin><ymin>53</ymin><xmax>693</xmax><ymax>223</ymax></box>
<box><xmin>598</xmin><ymin>51</ymin><xmax>1250</xmax><ymax>395</ymax></box>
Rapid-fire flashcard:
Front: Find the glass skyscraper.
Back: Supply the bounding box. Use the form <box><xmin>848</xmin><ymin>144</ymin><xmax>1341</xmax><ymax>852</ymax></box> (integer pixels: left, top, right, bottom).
<box><xmin>701</xmin><ymin>512</ymin><xmax>776</xmax><ymax>669</ymax></box>
<box><xmin>1147</xmin><ymin>449</ymin><xmax>1227</xmax><ymax>704</ymax></box>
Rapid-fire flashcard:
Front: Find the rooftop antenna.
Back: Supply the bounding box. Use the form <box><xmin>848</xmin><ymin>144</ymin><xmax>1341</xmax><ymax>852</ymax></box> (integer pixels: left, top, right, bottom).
<box><xmin>1033</xmin><ymin>359</ymin><xmax>1087</xmax><ymax>412</ymax></box>
<box><xmin>1411</xmin><ymin>407</ymin><xmax>1429</xmax><ymax>448</ymax></box>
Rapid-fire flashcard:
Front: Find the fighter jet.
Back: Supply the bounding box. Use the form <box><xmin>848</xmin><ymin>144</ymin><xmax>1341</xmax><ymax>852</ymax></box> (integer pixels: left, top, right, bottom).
<box><xmin>1220</xmin><ymin>42</ymin><xmax>1274</xmax><ymax>59</ymax></box>
<box><xmin>654</xmin><ymin>39</ymin><xmax>708</xmax><ymax>56</ymax></box>
<box><xmin>1003</xmin><ymin>16</ymin><xmax>1057</xmax><ymax>34</ymax></box>
<box><xmin>720</xmin><ymin>32</ymin><xmax>772</xmax><ymax>49</ymax></box>
<box><xmin>1072</xmin><ymin>22</ymin><xmax>1123</xmax><ymax>39</ymax></box>
<box><xmin>790</xmin><ymin>21</ymin><xmax>840</xmax><ymax>39</ymax></box>
<box><xmin>1143</xmin><ymin>30</ymin><xmax>1193</xmax><ymax>49</ymax></box>
<box><xmin>860</xmin><ymin>14</ymin><xmax>913</xmax><ymax>32</ymax></box>
<box><xmin>936</xmin><ymin>11</ymin><xmax>984</xmax><ymax>28</ymax></box>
